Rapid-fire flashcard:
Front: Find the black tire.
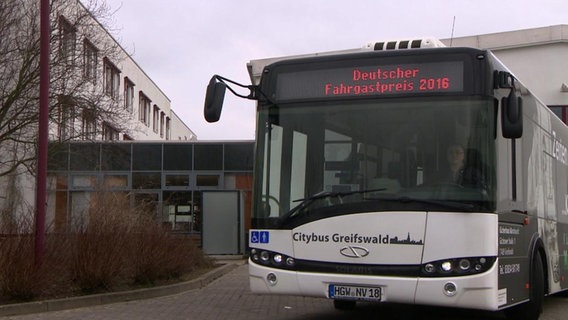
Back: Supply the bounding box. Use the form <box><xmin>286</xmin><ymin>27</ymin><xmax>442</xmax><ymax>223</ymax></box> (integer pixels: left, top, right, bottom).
<box><xmin>505</xmin><ymin>252</ymin><xmax>545</xmax><ymax>320</ymax></box>
<box><xmin>333</xmin><ymin>299</ymin><xmax>356</xmax><ymax>310</ymax></box>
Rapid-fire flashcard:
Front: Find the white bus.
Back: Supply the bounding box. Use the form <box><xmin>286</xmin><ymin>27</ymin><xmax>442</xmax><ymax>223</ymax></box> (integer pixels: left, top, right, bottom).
<box><xmin>204</xmin><ymin>39</ymin><xmax>568</xmax><ymax>320</ymax></box>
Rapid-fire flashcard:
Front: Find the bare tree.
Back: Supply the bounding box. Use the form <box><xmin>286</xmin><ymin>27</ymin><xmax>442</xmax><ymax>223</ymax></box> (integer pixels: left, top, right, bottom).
<box><xmin>0</xmin><ymin>0</ymin><xmax>133</xmax><ymax>179</ymax></box>
<box><xmin>0</xmin><ymin>0</ymin><xmax>137</xmax><ymax>226</ymax></box>
<box><xmin>0</xmin><ymin>0</ymin><xmax>41</xmax><ymax>177</ymax></box>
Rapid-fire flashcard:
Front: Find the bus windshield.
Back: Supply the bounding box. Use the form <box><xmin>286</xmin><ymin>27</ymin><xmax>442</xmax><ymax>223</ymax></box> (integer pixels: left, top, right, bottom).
<box><xmin>253</xmin><ymin>97</ymin><xmax>496</xmax><ymax>227</ymax></box>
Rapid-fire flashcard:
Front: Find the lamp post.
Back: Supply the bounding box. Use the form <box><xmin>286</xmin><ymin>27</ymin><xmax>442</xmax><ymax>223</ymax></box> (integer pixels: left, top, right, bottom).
<box><xmin>36</xmin><ymin>0</ymin><xmax>50</xmax><ymax>266</ymax></box>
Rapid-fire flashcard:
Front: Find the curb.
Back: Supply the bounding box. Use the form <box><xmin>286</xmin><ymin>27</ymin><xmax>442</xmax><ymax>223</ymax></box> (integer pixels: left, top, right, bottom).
<box><xmin>0</xmin><ymin>261</ymin><xmax>243</xmax><ymax>317</ymax></box>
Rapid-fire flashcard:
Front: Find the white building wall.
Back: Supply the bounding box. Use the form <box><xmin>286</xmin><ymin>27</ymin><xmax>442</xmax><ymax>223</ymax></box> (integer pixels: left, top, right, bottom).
<box><xmin>442</xmin><ymin>25</ymin><xmax>568</xmax><ymax>106</ymax></box>
<box><xmin>118</xmin><ymin>58</ymin><xmax>175</xmax><ymax>140</ymax></box>
<box><xmin>487</xmin><ymin>44</ymin><xmax>568</xmax><ymax>106</ymax></box>
<box><xmin>170</xmin><ymin>110</ymin><xmax>198</xmax><ymax>141</ymax></box>
<box><xmin>53</xmin><ymin>0</ymin><xmax>194</xmax><ymax>141</ymax></box>
<box><xmin>0</xmin><ymin>0</ymin><xmax>195</xmax><ymax>227</ymax></box>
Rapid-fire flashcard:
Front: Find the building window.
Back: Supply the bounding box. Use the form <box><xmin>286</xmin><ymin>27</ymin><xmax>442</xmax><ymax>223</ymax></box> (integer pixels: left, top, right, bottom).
<box><xmin>58</xmin><ymin>96</ymin><xmax>76</xmax><ymax>141</ymax></box>
<box><xmin>59</xmin><ymin>17</ymin><xmax>76</xmax><ymax>64</ymax></box>
<box><xmin>132</xmin><ymin>144</ymin><xmax>162</xmax><ymax>170</ymax></box>
<box><xmin>71</xmin><ymin>175</ymin><xmax>97</xmax><ymax>188</ymax></box>
<box><xmin>194</xmin><ymin>144</ymin><xmax>223</xmax><ymax>170</ymax></box>
<box><xmin>81</xmin><ymin>109</ymin><xmax>97</xmax><ymax>140</ymax></box>
<box><xmin>549</xmin><ymin>106</ymin><xmax>567</xmax><ymax>124</ymax></box>
<box><xmin>124</xmin><ymin>78</ymin><xmax>135</xmax><ymax>112</ymax></box>
<box><xmin>101</xmin><ymin>144</ymin><xmax>131</xmax><ymax>171</ymax></box>
<box><xmin>153</xmin><ymin>105</ymin><xmax>160</xmax><ymax>133</ymax></box>
<box><xmin>83</xmin><ymin>40</ymin><xmax>97</xmax><ymax>83</ymax></box>
<box><xmin>160</xmin><ymin>112</ymin><xmax>165</xmax><ymax>138</ymax></box>
<box><xmin>224</xmin><ymin>143</ymin><xmax>255</xmax><ymax>170</ymax></box>
<box><xmin>139</xmin><ymin>92</ymin><xmax>151</xmax><ymax>126</ymax></box>
<box><xmin>132</xmin><ymin>173</ymin><xmax>161</xmax><ymax>189</ymax></box>
<box><xmin>166</xmin><ymin>117</ymin><xmax>171</xmax><ymax>140</ymax></box>
<box><xmin>102</xmin><ymin>122</ymin><xmax>119</xmax><ymax>141</ymax></box>
<box><xmin>103</xmin><ymin>175</ymin><xmax>129</xmax><ymax>189</ymax></box>
<box><xmin>164</xmin><ymin>144</ymin><xmax>192</xmax><ymax>170</ymax></box>
<box><xmin>165</xmin><ymin>174</ymin><xmax>190</xmax><ymax>187</ymax></box>
<box><xmin>196</xmin><ymin>175</ymin><xmax>220</xmax><ymax>187</ymax></box>
<box><xmin>69</xmin><ymin>144</ymin><xmax>99</xmax><ymax>171</ymax></box>
<box><xmin>103</xmin><ymin>58</ymin><xmax>120</xmax><ymax>99</ymax></box>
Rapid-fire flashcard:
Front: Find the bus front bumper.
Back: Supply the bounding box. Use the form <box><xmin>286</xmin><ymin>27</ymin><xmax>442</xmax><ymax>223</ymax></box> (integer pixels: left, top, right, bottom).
<box><xmin>249</xmin><ymin>260</ymin><xmax>500</xmax><ymax>311</ymax></box>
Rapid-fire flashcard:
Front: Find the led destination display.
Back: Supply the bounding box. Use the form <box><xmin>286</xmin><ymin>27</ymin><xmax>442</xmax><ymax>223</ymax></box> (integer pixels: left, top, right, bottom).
<box><xmin>274</xmin><ymin>61</ymin><xmax>464</xmax><ymax>101</ymax></box>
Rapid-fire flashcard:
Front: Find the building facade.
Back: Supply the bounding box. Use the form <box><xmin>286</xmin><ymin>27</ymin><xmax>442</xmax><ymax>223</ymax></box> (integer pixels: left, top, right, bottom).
<box><xmin>442</xmin><ymin>25</ymin><xmax>568</xmax><ymax>123</ymax></box>
<box><xmin>54</xmin><ymin>0</ymin><xmax>196</xmax><ymax>142</ymax></box>
<box><xmin>1</xmin><ymin>0</ymin><xmax>196</xmax><ymax>226</ymax></box>
<box><xmin>47</xmin><ymin>141</ymin><xmax>254</xmax><ymax>238</ymax></box>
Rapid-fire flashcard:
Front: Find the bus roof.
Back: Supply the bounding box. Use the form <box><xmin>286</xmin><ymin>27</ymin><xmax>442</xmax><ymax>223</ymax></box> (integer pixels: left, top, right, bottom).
<box><xmin>247</xmin><ymin>38</ymin><xmax>446</xmax><ymax>85</ymax></box>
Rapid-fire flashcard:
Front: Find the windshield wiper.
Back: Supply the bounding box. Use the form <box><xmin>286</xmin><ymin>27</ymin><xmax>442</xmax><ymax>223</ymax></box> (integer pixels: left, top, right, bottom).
<box><xmin>278</xmin><ymin>191</ymin><xmax>478</xmax><ymax>228</ymax></box>
<box><xmin>378</xmin><ymin>196</ymin><xmax>477</xmax><ymax>211</ymax></box>
<box><xmin>294</xmin><ymin>188</ymin><xmax>386</xmax><ymax>203</ymax></box>
<box><xmin>280</xmin><ymin>188</ymin><xmax>386</xmax><ymax>222</ymax></box>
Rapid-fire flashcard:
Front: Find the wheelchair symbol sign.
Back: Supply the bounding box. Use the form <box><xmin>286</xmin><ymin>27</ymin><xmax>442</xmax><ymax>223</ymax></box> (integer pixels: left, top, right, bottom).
<box><xmin>251</xmin><ymin>231</ymin><xmax>269</xmax><ymax>244</ymax></box>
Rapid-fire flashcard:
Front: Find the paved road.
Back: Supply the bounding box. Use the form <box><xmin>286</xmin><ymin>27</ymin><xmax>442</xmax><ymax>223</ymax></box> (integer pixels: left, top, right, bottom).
<box><xmin>2</xmin><ymin>264</ymin><xmax>568</xmax><ymax>320</ymax></box>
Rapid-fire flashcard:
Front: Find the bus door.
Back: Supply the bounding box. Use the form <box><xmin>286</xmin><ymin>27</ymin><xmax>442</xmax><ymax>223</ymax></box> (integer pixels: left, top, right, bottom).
<box><xmin>496</xmin><ymin>113</ymin><xmax>532</xmax><ymax>308</ymax></box>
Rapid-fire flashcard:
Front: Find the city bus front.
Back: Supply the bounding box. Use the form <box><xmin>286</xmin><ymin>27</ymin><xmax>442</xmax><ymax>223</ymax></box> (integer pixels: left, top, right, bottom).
<box><xmin>248</xmin><ymin>49</ymin><xmax>501</xmax><ymax>310</ymax></box>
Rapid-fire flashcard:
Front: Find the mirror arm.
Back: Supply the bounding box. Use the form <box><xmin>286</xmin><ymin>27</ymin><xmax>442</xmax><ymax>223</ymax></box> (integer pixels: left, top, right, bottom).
<box><xmin>213</xmin><ymin>75</ymin><xmax>257</xmax><ymax>100</ymax></box>
<box><xmin>495</xmin><ymin>71</ymin><xmax>516</xmax><ymax>93</ymax></box>
<box><xmin>204</xmin><ymin>74</ymin><xmax>276</xmax><ymax>123</ymax></box>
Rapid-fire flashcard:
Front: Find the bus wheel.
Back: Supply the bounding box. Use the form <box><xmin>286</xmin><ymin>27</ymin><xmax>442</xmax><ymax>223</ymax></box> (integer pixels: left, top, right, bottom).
<box><xmin>505</xmin><ymin>252</ymin><xmax>545</xmax><ymax>320</ymax></box>
<box><xmin>333</xmin><ymin>299</ymin><xmax>356</xmax><ymax>310</ymax></box>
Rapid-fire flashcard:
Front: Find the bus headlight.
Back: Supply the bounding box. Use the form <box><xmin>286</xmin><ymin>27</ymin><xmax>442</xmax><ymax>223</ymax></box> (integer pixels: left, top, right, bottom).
<box><xmin>251</xmin><ymin>249</ymin><xmax>259</xmax><ymax>262</ymax></box>
<box><xmin>421</xmin><ymin>256</ymin><xmax>495</xmax><ymax>277</ymax></box>
<box><xmin>286</xmin><ymin>257</ymin><xmax>296</xmax><ymax>267</ymax></box>
<box><xmin>249</xmin><ymin>248</ymin><xmax>297</xmax><ymax>270</ymax></box>
<box><xmin>273</xmin><ymin>254</ymin><xmax>283</xmax><ymax>264</ymax></box>
<box><xmin>441</xmin><ymin>261</ymin><xmax>453</xmax><ymax>272</ymax></box>
<box><xmin>458</xmin><ymin>259</ymin><xmax>471</xmax><ymax>271</ymax></box>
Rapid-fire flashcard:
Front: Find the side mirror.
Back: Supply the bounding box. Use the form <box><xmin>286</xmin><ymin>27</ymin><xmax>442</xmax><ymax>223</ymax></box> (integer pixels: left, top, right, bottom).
<box><xmin>204</xmin><ymin>76</ymin><xmax>227</xmax><ymax>123</ymax></box>
<box><xmin>501</xmin><ymin>89</ymin><xmax>523</xmax><ymax>139</ymax></box>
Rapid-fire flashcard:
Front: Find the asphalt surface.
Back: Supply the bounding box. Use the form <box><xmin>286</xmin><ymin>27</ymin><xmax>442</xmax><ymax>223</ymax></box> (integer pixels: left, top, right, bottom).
<box><xmin>2</xmin><ymin>262</ymin><xmax>567</xmax><ymax>320</ymax></box>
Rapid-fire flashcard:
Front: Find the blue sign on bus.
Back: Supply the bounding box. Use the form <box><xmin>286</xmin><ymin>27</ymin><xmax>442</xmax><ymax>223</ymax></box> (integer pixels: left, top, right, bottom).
<box><xmin>251</xmin><ymin>231</ymin><xmax>270</xmax><ymax>244</ymax></box>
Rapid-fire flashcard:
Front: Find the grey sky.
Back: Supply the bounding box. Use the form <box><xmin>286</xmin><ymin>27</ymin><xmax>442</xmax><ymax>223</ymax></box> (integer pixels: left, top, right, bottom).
<box><xmin>103</xmin><ymin>0</ymin><xmax>566</xmax><ymax>140</ymax></box>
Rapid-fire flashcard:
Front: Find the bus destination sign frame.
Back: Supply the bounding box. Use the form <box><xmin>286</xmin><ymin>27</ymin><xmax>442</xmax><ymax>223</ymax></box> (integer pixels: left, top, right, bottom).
<box><xmin>273</xmin><ymin>61</ymin><xmax>464</xmax><ymax>102</ymax></box>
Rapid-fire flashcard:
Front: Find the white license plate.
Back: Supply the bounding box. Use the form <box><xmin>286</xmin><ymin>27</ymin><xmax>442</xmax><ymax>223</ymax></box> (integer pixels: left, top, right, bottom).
<box><xmin>328</xmin><ymin>284</ymin><xmax>382</xmax><ymax>301</ymax></box>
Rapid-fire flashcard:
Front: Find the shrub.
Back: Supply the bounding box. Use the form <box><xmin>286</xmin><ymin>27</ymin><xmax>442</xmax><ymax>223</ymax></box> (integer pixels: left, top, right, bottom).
<box><xmin>0</xmin><ymin>234</ymin><xmax>44</xmax><ymax>301</ymax></box>
<box><xmin>69</xmin><ymin>229</ymin><xmax>129</xmax><ymax>293</ymax></box>
<box><xmin>68</xmin><ymin>192</ymin><xmax>138</xmax><ymax>292</ymax></box>
<box><xmin>1</xmin><ymin>190</ymin><xmax>213</xmax><ymax>301</ymax></box>
<box><xmin>128</xmin><ymin>219</ymin><xmax>213</xmax><ymax>285</ymax></box>
<box><xmin>0</xmin><ymin>217</ymin><xmax>68</xmax><ymax>301</ymax></box>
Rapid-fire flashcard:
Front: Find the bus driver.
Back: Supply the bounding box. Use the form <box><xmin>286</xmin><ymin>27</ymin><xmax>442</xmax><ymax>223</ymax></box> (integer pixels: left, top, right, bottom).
<box><xmin>440</xmin><ymin>143</ymin><xmax>485</xmax><ymax>188</ymax></box>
